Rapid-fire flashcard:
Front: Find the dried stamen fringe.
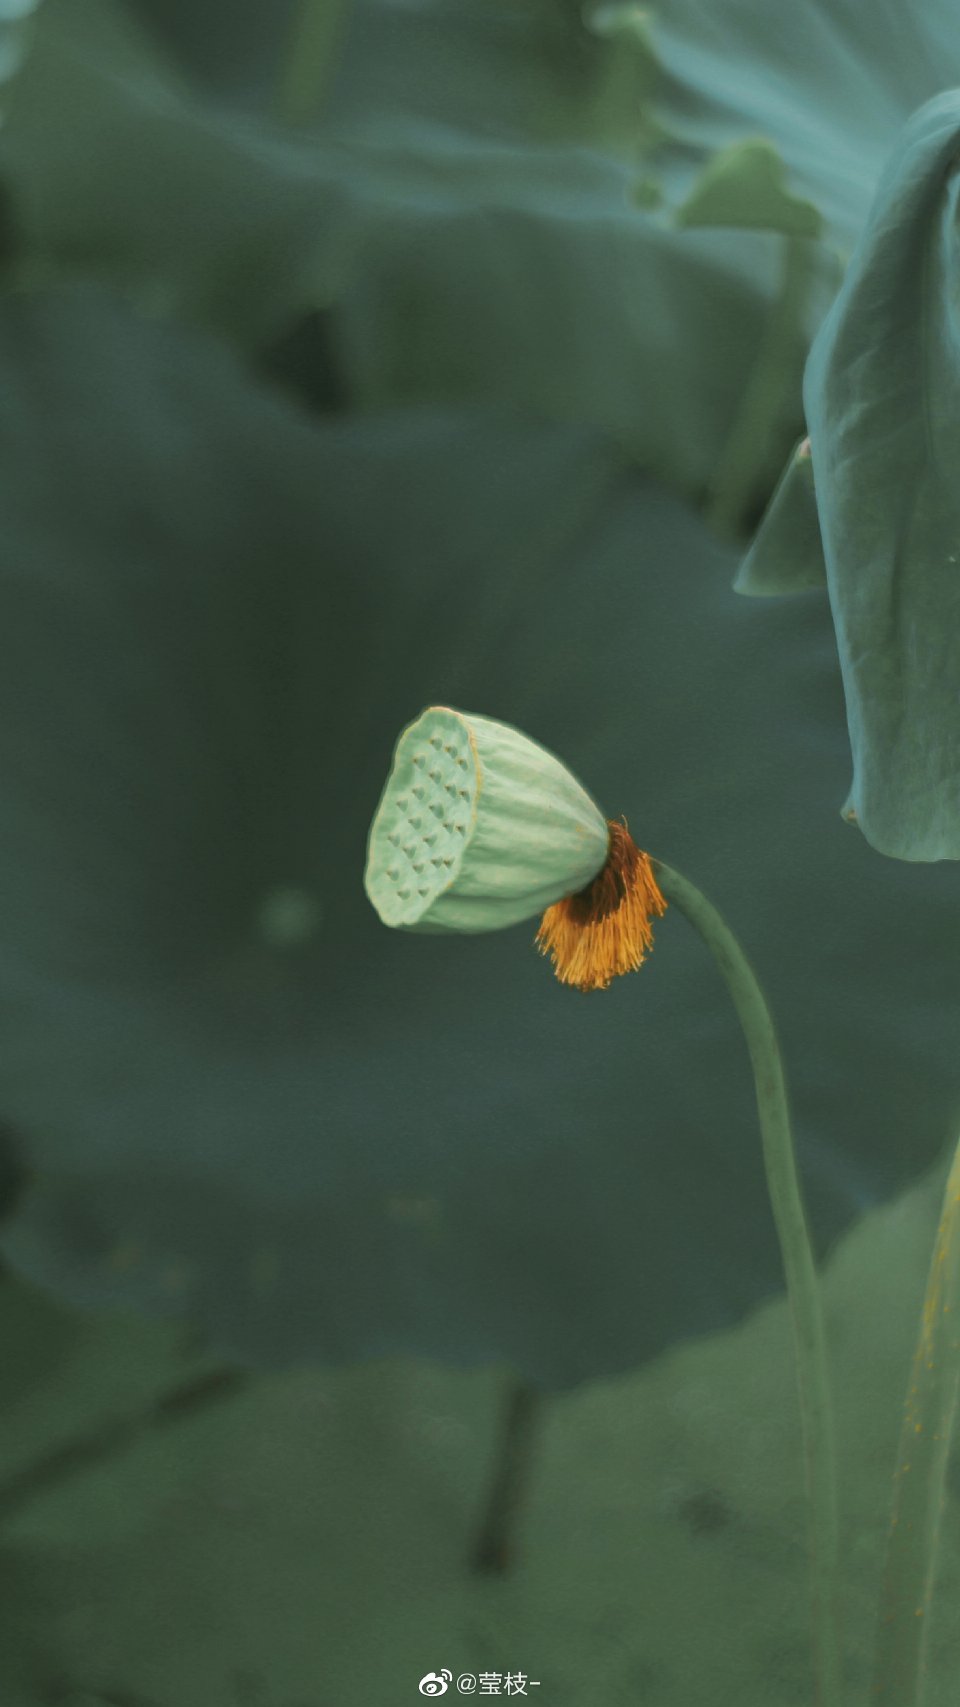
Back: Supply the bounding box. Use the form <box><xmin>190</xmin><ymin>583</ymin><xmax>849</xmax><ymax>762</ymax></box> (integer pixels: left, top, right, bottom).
<box><xmin>534</xmin><ymin>818</ymin><xmax>666</xmax><ymax>992</ymax></box>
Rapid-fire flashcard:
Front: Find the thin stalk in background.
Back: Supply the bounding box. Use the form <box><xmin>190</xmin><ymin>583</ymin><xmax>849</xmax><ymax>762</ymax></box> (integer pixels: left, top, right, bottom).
<box><xmin>872</xmin><ymin>1138</ymin><xmax>960</xmax><ymax>1706</ymax></box>
<box><xmin>651</xmin><ymin>858</ymin><xmax>842</xmax><ymax>1707</ymax></box>
<box><xmin>471</xmin><ymin>1378</ymin><xmax>543</xmax><ymax>1574</ymax></box>
<box><xmin>705</xmin><ymin>236</ymin><xmax>819</xmax><ymax>540</ymax></box>
<box><xmin>272</xmin><ymin>0</ymin><xmax>349</xmax><ymax>128</ymax></box>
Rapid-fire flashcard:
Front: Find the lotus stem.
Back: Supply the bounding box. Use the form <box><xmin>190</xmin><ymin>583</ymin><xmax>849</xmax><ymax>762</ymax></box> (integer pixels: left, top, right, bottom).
<box><xmin>651</xmin><ymin>858</ymin><xmax>842</xmax><ymax>1707</ymax></box>
<box><xmin>272</xmin><ymin>0</ymin><xmax>348</xmax><ymax>127</ymax></box>
<box><xmin>872</xmin><ymin>1138</ymin><xmax>960</xmax><ymax>1705</ymax></box>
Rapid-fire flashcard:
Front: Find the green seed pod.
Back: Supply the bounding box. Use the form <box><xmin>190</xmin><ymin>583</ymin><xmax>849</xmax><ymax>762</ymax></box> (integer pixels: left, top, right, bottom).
<box><xmin>364</xmin><ymin>706</ymin><xmax>609</xmax><ymax>934</ymax></box>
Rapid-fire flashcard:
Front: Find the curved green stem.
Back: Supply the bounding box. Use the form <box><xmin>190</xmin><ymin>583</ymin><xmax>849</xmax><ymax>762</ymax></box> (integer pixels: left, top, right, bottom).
<box><xmin>271</xmin><ymin>0</ymin><xmax>348</xmax><ymax>128</ymax></box>
<box><xmin>872</xmin><ymin>1138</ymin><xmax>960</xmax><ymax>1705</ymax></box>
<box><xmin>651</xmin><ymin>859</ymin><xmax>842</xmax><ymax>1707</ymax></box>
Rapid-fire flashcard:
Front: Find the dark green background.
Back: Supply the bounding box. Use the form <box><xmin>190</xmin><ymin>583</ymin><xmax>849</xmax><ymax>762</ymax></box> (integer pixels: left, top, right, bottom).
<box><xmin>0</xmin><ymin>2</ymin><xmax>958</xmax><ymax>1700</ymax></box>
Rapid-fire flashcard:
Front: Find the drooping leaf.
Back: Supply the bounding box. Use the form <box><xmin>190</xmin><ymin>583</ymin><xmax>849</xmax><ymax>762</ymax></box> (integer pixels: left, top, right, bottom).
<box><xmin>742</xmin><ymin>94</ymin><xmax>960</xmax><ymax>860</ymax></box>
<box><xmin>2</xmin><ymin>285</ymin><xmax>960</xmax><ymax>1387</ymax></box>
<box><xmin>801</xmin><ymin>92</ymin><xmax>960</xmax><ymax>861</ymax></box>
<box><xmin>735</xmin><ymin>436</ymin><xmax>826</xmax><ymax>596</ymax></box>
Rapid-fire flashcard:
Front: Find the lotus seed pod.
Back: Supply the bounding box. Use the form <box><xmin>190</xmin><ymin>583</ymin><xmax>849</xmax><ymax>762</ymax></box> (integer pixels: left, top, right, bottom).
<box><xmin>364</xmin><ymin>705</ymin><xmax>610</xmax><ymax>934</ymax></box>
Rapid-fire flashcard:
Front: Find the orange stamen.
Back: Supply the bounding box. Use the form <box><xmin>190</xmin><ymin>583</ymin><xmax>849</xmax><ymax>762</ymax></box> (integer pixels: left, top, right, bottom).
<box><xmin>534</xmin><ymin>818</ymin><xmax>667</xmax><ymax>992</ymax></box>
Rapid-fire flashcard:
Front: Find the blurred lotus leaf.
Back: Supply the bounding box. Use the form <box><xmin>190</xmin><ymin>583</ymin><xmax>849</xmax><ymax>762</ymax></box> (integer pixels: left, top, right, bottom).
<box><xmin>0</xmin><ymin>0</ymin><xmax>842</xmax><ymax>514</ymax></box>
<box><xmin>2</xmin><ymin>283</ymin><xmax>960</xmax><ymax>1386</ymax></box>
<box><xmin>674</xmin><ymin>139</ymin><xmax>822</xmax><ymax>238</ymax></box>
<box><xmin>648</xmin><ymin>0</ymin><xmax>958</xmax><ymax>255</ymax></box>
<box><xmin>0</xmin><ymin>0</ymin><xmax>39</xmax><ymax>267</ymax></box>
<box><xmin>0</xmin><ymin>0</ymin><xmax>39</xmax><ymax>83</ymax></box>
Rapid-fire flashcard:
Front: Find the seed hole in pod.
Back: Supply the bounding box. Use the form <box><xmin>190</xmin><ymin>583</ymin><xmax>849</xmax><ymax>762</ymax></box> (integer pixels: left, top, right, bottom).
<box><xmin>404</xmin><ymin>843</ymin><xmax>418</xmax><ymax>857</ymax></box>
<box><xmin>412</xmin><ymin>786</ymin><xmax>425</xmax><ymax>800</ymax></box>
<box><xmin>409</xmin><ymin>814</ymin><xmax>423</xmax><ymax>829</ymax></box>
<box><xmin>397</xmin><ymin>797</ymin><xmax>409</xmax><ymax>811</ymax></box>
<box><xmin>388</xmin><ymin>832</ymin><xmax>400</xmax><ymax>846</ymax></box>
<box><xmin>412</xmin><ymin>862</ymin><xmax>425</xmax><ymax>874</ymax></box>
<box><xmin>428</xmin><ymin>769</ymin><xmax>442</xmax><ymax>782</ymax></box>
<box><xmin>398</xmin><ymin>887</ymin><xmax>411</xmax><ymax>899</ymax></box>
<box><xmin>414</xmin><ymin>755</ymin><xmax>426</xmax><ymax>768</ymax></box>
<box><xmin>445</xmin><ymin>783</ymin><xmax>457</xmax><ymax>796</ymax></box>
<box><xmin>443</xmin><ymin>744</ymin><xmax>456</xmax><ymax>754</ymax></box>
<box><xmin>442</xmin><ymin>858</ymin><xmax>454</xmax><ymax>868</ymax></box>
<box><xmin>431</xmin><ymin>857</ymin><xmax>444</xmax><ymax>867</ymax></box>
<box><xmin>430</xmin><ymin>736</ymin><xmax>443</xmax><ymax>749</ymax></box>
<box><xmin>457</xmin><ymin>757</ymin><xmax>469</xmax><ymax>770</ymax></box>
<box><xmin>388</xmin><ymin>868</ymin><xmax>400</xmax><ymax>880</ymax></box>
<box><xmin>455</xmin><ymin>824</ymin><xmax>466</xmax><ymax>835</ymax></box>
<box><xmin>430</xmin><ymin>803</ymin><xmax>445</xmax><ymax>818</ymax></box>
<box><xmin>458</xmin><ymin>788</ymin><xmax>469</xmax><ymax>799</ymax></box>
<box><xmin>423</xmin><ymin>832</ymin><xmax>438</xmax><ymax>845</ymax></box>
<box><xmin>418</xmin><ymin>886</ymin><xmax>430</xmax><ymax>897</ymax></box>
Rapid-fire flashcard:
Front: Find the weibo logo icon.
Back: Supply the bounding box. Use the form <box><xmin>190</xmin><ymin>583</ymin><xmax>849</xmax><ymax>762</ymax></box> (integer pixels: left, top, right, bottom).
<box><xmin>418</xmin><ymin>1672</ymin><xmax>453</xmax><ymax>1695</ymax></box>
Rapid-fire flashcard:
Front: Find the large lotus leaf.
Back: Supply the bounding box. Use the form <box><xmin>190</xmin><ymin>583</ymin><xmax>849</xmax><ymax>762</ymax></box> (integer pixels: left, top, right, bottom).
<box><xmin>0</xmin><ymin>1269</ymin><xmax>223</xmax><ymax>1705</ymax></box>
<box><xmin>87</xmin><ymin>0</ymin><xmax>960</xmax><ymax>548</ymax></box>
<box><xmin>98</xmin><ymin>0</ymin><xmax>960</xmax><ymax>487</ymax></box>
<box><xmin>800</xmin><ymin>93</ymin><xmax>960</xmax><ymax>862</ymax></box>
<box><xmin>3</xmin><ymin>283</ymin><xmax>960</xmax><ymax>1388</ymax></box>
<box><xmin>133</xmin><ymin>0</ymin><xmax>662</xmax><ymax>154</ymax></box>
<box><xmin>0</xmin><ymin>0</ymin><xmax>837</xmax><ymax>507</ymax></box>
<box><xmin>126</xmin><ymin>0</ymin><xmax>960</xmax><ymax>252</ymax></box>
<box><xmin>1</xmin><ymin>0</ymin><xmax>334</xmax><ymax>340</ymax></box>
<box><xmin>0</xmin><ymin>1182</ymin><xmax>949</xmax><ymax>1707</ymax></box>
<box><xmin>648</xmin><ymin>0</ymin><xmax>959</xmax><ymax>256</ymax></box>
<box><xmin>737</xmin><ymin>95</ymin><xmax>960</xmax><ymax>862</ymax></box>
